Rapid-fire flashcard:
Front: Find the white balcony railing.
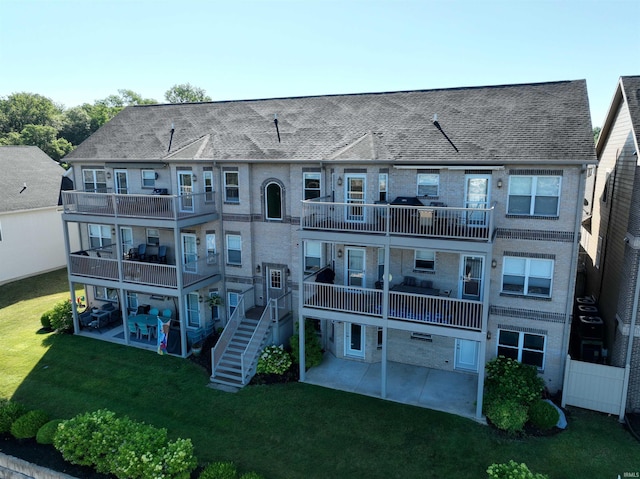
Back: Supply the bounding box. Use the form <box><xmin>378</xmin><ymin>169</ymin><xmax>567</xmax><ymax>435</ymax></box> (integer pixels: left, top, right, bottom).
<box><xmin>301</xmin><ymin>199</ymin><xmax>495</xmax><ymax>241</ymax></box>
<box><xmin>69</xmin><ymin>252</ymin><xmax>220</xmax><ymax>289</ymax></box>
<box><xmin>302</xmin><ymin>281</ymin><xmax>482</xmax><ymax>331</ymax></box>
<box><xmin>62</xmin><ymin>191</ymin><xmax>216</xmax><ymax>221</ymax></box>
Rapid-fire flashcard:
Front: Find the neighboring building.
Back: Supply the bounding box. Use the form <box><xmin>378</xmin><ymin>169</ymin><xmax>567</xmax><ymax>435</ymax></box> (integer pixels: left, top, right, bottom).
<box><xmin>61</xmin><ymin>80</ymin><xmax>595</xmax><ymax>420</ymax></box>
<box><xmin>581</xmin><ymin>75</ymin><xmax>640</xmax><ymax>412</ymax></box>
<box><xmin>0</xmin><ymin>146</ymin><xmax>73</xmax><ymax>285</ymax></box>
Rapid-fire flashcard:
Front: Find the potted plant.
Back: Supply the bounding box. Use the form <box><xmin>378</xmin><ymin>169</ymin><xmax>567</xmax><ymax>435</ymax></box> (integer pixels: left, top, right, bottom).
<box><xmin>191</xmin><ymin>341</ymin><xmax>203</xmax><ymax>356</ymax></box>
<box><xmin>206</xmin><ymin>294</ymin><xmax>224</xmax><ymax>307</ymax></box>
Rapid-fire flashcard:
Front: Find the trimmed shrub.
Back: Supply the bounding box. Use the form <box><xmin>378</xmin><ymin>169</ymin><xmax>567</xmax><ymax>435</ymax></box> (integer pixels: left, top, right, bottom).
<box><xmin>485</xmin><ymin>399</ymin><xmax>528</xmax><ymax>434</ymax></box>
<box><xmin>199</xmin><ymin>461</ymin><xmax>238</xmax><ymax>479</ymax></box>
<box><xmin>290</xmin><ymin>319</ymin><xmax>323</xmax><ymax>368</ymax></box>
<box><xmin>529</xmin><ymin>399</ymin><xmax>560</xmax><ymax>430</ymax></box>
<box><xmin>54</xmin><ymin>409</ymin><xmax>197</xmax><ymax>479</ymax></box>
<box><xmin>0</xmin><ymin>399</ymin><xmax>27</xmax><ymax>434</ymax></box>
<box><xmin>11</xmin><ymin>409</ymin><xmax>49</xmax><ymax>439</ymax></box>
<box><xmin>36</xmin><ymin>419</ymin><xmax>64</xmax><ymax>444</ymax></box>
<box><xmin>40</xmin><ymin>311</ymin><xmax>53</xmax><ymax>330</ymax></box>
<box><xmin>257</xmin><ymin>345</ymin><xmax>292</xmax><ymax>375</ymax></box>
<box><xmin>484</xmin><ymin>356</ymin><xmax>544</xmax><ymax>408</ymax></box>
<box><xmin>487</xmin><ymin>460</ymin><xmax>548</xmax><ymax>479</ymax></box>
<box><xmin>47</xmin><ymin>300</ymin><xmax>73</xmax><ymax>332</ymax></box>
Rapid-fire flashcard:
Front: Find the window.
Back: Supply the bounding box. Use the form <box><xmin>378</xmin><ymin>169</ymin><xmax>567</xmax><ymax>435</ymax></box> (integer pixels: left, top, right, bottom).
<box><xmin>141</xmin><ymin>170</ymin><xmax>156</xmax><ymax>188</ymax></box>
<box><xmin>414</xmin><ymin>249</ymin><xmax>435</xmax><ymax>271</ymax></box>
<box><xmin>270</xmin><ymin>269</ymin><xmax>282</xmax><ymax>289</ymax></box>
<box><xmin>417</xmin><ymin>173</ymin><xmax>439</xmax><ymax>197</ymax></box>
<box><xmin>303</xmin><ymin>172</ymin><xmax>321</xmax><ymax>200</ymax></box>
<box><xmin>502</xmin><ymin>257</ymin><xmax>553</xmax><ymax>297</ymax></box>
<box><xmin>304</xmin><ymin>241</ymin><xmax>322</xmax><ymax>272</ymax></box>
<box><xmin>186</xmin><ymin>292</ymin><xmax>200</xmax><ymax>328</ymax></box>
<box><xmin>226</xmin><ymin>234</ymin><xmax>242</xmax><ymax>265</ymax></box>
<box><xmin>206</xmin><ymin>233</ymin><xmax>217</xmax><ymax>264</ymax></box>
<box><xmin>228</xmin><ymin>292</ymin><xmax>240</xmax><ymax>317</ymax></box>
<box><xmin>265</xmin><ymin>182</ymin><xmax>283</xmax><ymax>220</ymax></box>
<box><xmin>507</xmin><ymin>176</ymin><xmax>561</xmax><ymax>216</ymax></box>
<box><xmin>95</xmin><ymin>286</ymin><xmax>118</xmax><ymax>302</ymax></box>
<box><xmin>88</xmin><ymin>224</ymin><xmax>112</xmax><ymax>249</ymax></box>
<box><xmin>203</xmin><ymin>170</ymin><xmax>214</xmax><ymax>202</ymax></box>
<box><xmin>146</xmin><ymin>228</ymin><xmax>160</xmax><ymax>246</ymax></box>
<box><xmin>126</xmin><ymin>292</ymin><xmax>138</xmax><ymax>313</ymax></box>
<box><xmin>595</xmin><ymin>236</ymin><xmax>603</xmax><ymax>269</ymax></box>
<box><xmin>377</xmin><ymin>327</ymin><xmax>383</xmax><ymax>349</ymax></box>
<box><xmin>209</xmin><ymin>289</ymin><xmax>220</xmax><ymax>320</ymax></box>
<box><xmin>224</xmin><ymin>171</ymin><xmax>239</xmax><ymax>203</ymax></box>
<box><xmin>378</xmin><ymin>248</ymin><xmax>385</xmax><ymax>280</ymax></box>
<box><xmin>83</xmin><ymin>169</ymin><xmax>107</xmax><ymax>193</ymax></box>
<box><xmin>378</xmin><ymin>173</ymin><xmax>388</xmax><ymax>202</ymax></box>
<box><xmin>498</xmin><ymin>330</ymin><xmax>546</xmax><ymax>369</ymax></box>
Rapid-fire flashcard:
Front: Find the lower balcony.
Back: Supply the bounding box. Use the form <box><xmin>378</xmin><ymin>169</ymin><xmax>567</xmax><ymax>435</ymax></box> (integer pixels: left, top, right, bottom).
<box><xmin>302</xmin><ymin>282</ymin><xmax>482</xmax><ymax>331</ymax></box>
<box><xmin>69</xmin><ymin>252</ymin><xmax>220</xmax><ymax>289</ymax></box>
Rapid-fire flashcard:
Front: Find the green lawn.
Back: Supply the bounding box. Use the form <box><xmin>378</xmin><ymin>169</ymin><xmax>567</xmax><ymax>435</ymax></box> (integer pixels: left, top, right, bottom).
<box><xmin>1</xmin><ymin>269</ymin><xmax>638</xmax><ymax>478</ymax></box>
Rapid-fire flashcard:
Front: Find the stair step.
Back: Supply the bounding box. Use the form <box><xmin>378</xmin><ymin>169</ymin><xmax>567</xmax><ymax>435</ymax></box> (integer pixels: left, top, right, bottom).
<box><xmin>215</xmin><ymin>370</ymin><xmax>242</xmax><ymax>380</ymax></box>
<box><xmin>210</xmin><ymin>377</ymin><xmax>244</xmax><ymax>388</ymax></box>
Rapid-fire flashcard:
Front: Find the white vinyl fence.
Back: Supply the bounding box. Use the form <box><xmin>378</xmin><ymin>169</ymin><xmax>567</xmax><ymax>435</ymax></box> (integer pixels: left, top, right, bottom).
<box><xmin>562</xmin><ymin>355</ymin><xmax>627</xmax><ymax>416</ymax></box>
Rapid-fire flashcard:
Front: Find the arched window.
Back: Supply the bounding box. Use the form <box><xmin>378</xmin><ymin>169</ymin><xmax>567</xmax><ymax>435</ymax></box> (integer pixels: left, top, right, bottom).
<box><xmin>265</xmin><ymin>182</ymin><xmax>283</xmax><ymax>220</ymax></box>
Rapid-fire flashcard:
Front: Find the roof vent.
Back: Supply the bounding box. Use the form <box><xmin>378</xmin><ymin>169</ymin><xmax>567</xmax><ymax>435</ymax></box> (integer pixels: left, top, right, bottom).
<box><xmin>168</xmin><ymin>123</ymin><xmax>175</xmax><ymax>152</ymax></box>
<box><xmin>432</xmin><ymin>114</ymin><xmax>459</xmax><ymax>153</ymax></box>
<box><xmin>273</xmin><ymin>114</ymin><xmax>281</xmax><ymax>143</ymax></box>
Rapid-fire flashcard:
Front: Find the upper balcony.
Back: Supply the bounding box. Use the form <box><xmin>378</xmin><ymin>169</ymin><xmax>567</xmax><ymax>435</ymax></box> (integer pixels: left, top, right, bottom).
<box><xmin>301</xmin><ymin>197</ymin><xmax>495</xmax><ymax>242</ymax></box>
<box><xmin>68</xmin><ymin>248</ymin><xmax>221</xmax><ymax>290</ymax></box>
<box><xmin>62</xmin><ymin>190</ymin><xmax>217</xmax><ymax>224</ymax></box>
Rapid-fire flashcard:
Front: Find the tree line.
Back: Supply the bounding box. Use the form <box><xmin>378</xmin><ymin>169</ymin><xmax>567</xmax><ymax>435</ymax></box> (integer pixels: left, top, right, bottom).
<box><xmin>0</xmin><ymin>84</ymin><xmax>211</xmax><ymax>162</ymax></box>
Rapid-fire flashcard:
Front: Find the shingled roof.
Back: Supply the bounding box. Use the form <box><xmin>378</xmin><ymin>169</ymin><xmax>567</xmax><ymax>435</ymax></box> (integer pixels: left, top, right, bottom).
<box><xmin>0</xmin><ymin>146</ymin><xmax>66</xmax><ymax>213</ymax></box>
<box><xmin>65</xmin><ymin>80</ymin><xmax>596</xmax><ymax>165</ymax></box>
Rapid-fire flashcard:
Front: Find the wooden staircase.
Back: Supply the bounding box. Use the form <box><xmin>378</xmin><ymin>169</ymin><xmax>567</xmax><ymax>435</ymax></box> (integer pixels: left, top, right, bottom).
<box><xmin>210</xmin><ymin>307</ymin><xmax>267</xmax><ymax>388</ymax></box>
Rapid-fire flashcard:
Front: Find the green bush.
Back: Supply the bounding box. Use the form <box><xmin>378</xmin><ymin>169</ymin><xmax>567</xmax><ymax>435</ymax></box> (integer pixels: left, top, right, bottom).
<box><xmin>46</xmin><ymin>300</ymin><xmax>73</xmax><ymax>332</ymax></box>
<box><xmin>528</xmin><ymin>400</ymin><xmax>559</xmax><ymax>430</ymax></box>
<box><xmin>290</xmin><ymin>319</ymin><xmax>323</xmax><ymax>368</ymax></box>
<box><xmin>199</xmin><ymin>461</ymin><xmax>238</xmax><ymax>479</ymax></box>
<box><xmin>487</xmin><ymin>460</ymin><xmax>548</xmax><ymax>479</ymax></box>
<box><xmin>54</xmin><ymin>409</ymin><xmax>197</xmax><ymax>479</ymax></box>
<box><xmin>0</xmin><ymin>399</ymin><xmax>27</xmax><ymax>434</ymax></box>
<box><xmin>36</xmin><ymin>419</ymin><xmax>64</xmax><ymax>444</ymax></box>
<box><xmin>10</xmin><ymin>409</ymin><xmax>50</xmax><ymax>439</ymax></box>
<box><xmin>257</xmin><ymin>345</ymin><xmax>292</xmax><ymax>375</ymax></box>
<box><xmin>485</xmin><ymin>399</ymin><xmax>528</xmax><ymax>434</ymax></box>
<box><xmin>40</xmin><ymin>311</ymin><xmax>53</xmax><ymax>330</ymax></box>
<box><xmin>484</xmin><ymin>356</ymin><xmax>544</xmax><ymax>408</ymax></box>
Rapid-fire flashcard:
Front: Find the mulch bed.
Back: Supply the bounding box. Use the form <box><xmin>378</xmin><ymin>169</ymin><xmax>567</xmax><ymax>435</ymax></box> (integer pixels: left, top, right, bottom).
<box><xmin>0</xmin><ymin>434</ymin><xmax>114</xmax><ymax>479</ymax></box>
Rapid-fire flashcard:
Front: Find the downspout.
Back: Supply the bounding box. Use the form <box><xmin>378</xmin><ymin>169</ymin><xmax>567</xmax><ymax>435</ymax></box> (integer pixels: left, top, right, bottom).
<box><xmin>561</xmin><ymin>165</ymin><xmax>587</xmax><ymax>375</ymax></box>
<box><xmin>619</xmin><ymin>237</ymin><xmax>640</xmax><ymax>421</ymax></box>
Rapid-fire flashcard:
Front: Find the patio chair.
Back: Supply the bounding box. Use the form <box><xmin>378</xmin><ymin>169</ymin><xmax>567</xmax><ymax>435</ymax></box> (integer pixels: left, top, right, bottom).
<box><xmin>135</xmin><ymin>244</ymin><xmax>147</xmax><ymax>261</ymax></box>
<box><xmin>161</xmin><ymin>309</ymin><xmax>172</xmax><ymax>320</ymax></box>
<box><xmin>149</xmin><ymin>307</ymin><xmax>159</xmax><ymax>316</ymax></box>
<box><xmin>78</xmin><ymin>310</ymin><xmax>93</xmax><ymax>329</ymax></box>
<box><xmin>157</xmin><ymin>245</ymin><xmax>167</xmax><ymax>264</ymax></box>
<box><xmin>138</xmin><ymin>323</ymin><xmax>152</xmax><ymax>340</ymax></box>
<box><xmin>128</xmin><ymin>321</ymin><xmax>139</xmax><ymax>339</ymax></box>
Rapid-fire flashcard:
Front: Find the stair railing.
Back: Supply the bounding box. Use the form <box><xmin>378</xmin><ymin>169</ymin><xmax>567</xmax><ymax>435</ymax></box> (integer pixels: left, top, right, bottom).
<box><xmin>211</xmin><ymin>295</ymin><xmax>246</xmax><ymax>378</ymax></box>
<box><xmin>239</xmin><ymin>301</ymin><xmax>274</xmax><ymax>384</ymax></box>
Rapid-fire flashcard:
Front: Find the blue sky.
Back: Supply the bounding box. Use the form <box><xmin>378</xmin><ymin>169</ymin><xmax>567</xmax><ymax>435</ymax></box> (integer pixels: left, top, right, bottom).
<box><xmin>1</xmin><ymin>0</ymin><xmax>638</xmax><ymax>127</ymax></box>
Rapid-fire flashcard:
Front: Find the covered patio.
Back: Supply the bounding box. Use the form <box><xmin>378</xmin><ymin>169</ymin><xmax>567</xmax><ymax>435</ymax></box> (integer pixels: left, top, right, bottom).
<box><xmin>303</xmin><ymin>353</ymin><xmax>480</xmax><ymax>420</ymax></box>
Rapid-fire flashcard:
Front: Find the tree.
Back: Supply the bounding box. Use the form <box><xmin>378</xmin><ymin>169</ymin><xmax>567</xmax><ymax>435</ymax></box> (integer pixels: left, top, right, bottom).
<box><xmin>164</xmin><ymin>83</ymin><xmax>211</xmax><ymax>103</ymax></box>
<box><xmin>593</xmin><ymin>126</ymin><xmax>601</xmax><ymax>144</ymax></box>
<box><xmin>17</xmin><ymin>124</ymin><xmax>73</xmax><ymax>161</ymax></box>
<box><xmin>0</xmin><ymin>92</ymin><xmax>62</xmax><ymax>134</ymax></box>
<box><xmin>59</xmin><ymin>106</ymin><xmax>93</xmax><ymax>146</ymax></box>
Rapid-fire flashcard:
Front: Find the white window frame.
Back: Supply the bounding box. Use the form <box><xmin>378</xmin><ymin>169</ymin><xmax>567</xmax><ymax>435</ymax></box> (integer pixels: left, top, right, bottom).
<box><xmin>206</xmin><ymin>233</ymin><xmax>217</xmax><ymax>264</ymax></box>
<box><xmin>141</xmin><ymin>169</ymin><xmax>156</xmax><ymax>188</ymax></box>
<box><xmin>203</xmin><ymin>170</ymin><xmax>214</xmax><ymax>202</ymax></box>
<box><xmin>501</xmin><ymin>256</ymin><xmax>554</xmax><ymax>298</ymax></box>
<box><xmin>304</xmin><ymin>241</ymin><xmax>323</xmax><ymax>272</ymax></box>
<box><xmin>126</xmin><ymin>292</ymin><xmax>138</xmax><ymax>314</ymax></box>
<box><xmin>224</xmin><ymin>171</ymin><xmax>239</xmax><ymax>203</ymax></box>
<box><xmin>83</xmin><ymin>168</ymin><xmax>107</xmax><ymax>192</ymax></box>
<box><xmin>414</xmin><ymin>249</ymin><xmax>435</xmax><ymax>271</ymax></box>
<box><xmin>377</xmin><ymin>248</ymin><xmax>385</xmax><ymax>281</ymax></box>
<box><xmin>378</xmin><ymin>173</ymin><xmax>388</xmax><ymax>202</ymax></box>
<box><xmin>417</xmin><ymin>173</ymin><xmax>439</xmax><ymax>197</ymax></box>
<box><xmin>146</xmin><ymin>228</ymin><xmax>160</xmax><ymax>246</ymax></box>
<box><xmin>270</xmin><ymin>269</ymin><xmax>282</xmax><ymax>289</ymax></box>
<box><xmin>303</xmin><ymin>172</ymin><xmax>321</xmax><ymax>200</ymax></box>
<box><xmin>497</xmin><ymin>329</ymin><xmax>546</xmax><ymax>370</ymax></box>
<box><xmin>88</xmin><ymin>224</ymin><xmax>112</xmax><ymax>249</ymax></box>
<box><xmin>507</xmin><ymin>175</ymin><xmax>561</xmax><ymax>217</ymax></box>
<box><xmin>186</xmin><ymin>292</ymin><xmax>200</xmax><ymax>328</ymax></box>
<box><xmin>209</xmin><ymin>289</ymin><xmax>220</xmax><ymax>320</ymax></box>
<box><xmin>228</xmin><ymin>292</ymin><xmax>240</xmax><ymax>317</ymax></box>
<box><xmin>95</xmin><ymin>286</ymin><xmax>118</xmax><ymax>302</ymax></box>
<box><xmin>226</xmin><ymin>234</ymin><xmax>242</xmax><ymax>265</ymax></box>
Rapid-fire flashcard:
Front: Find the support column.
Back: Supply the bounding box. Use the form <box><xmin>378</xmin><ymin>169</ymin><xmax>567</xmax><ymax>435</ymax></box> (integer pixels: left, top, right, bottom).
<box><xmin>381</xmin><ymin>242</ymin><xmax>391</xmax><ymax>398</ymax></box>
<box><xmin>299</xmin><ymin>240</ymin><xmax>306</xmax><ymax>381</ymax></box>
